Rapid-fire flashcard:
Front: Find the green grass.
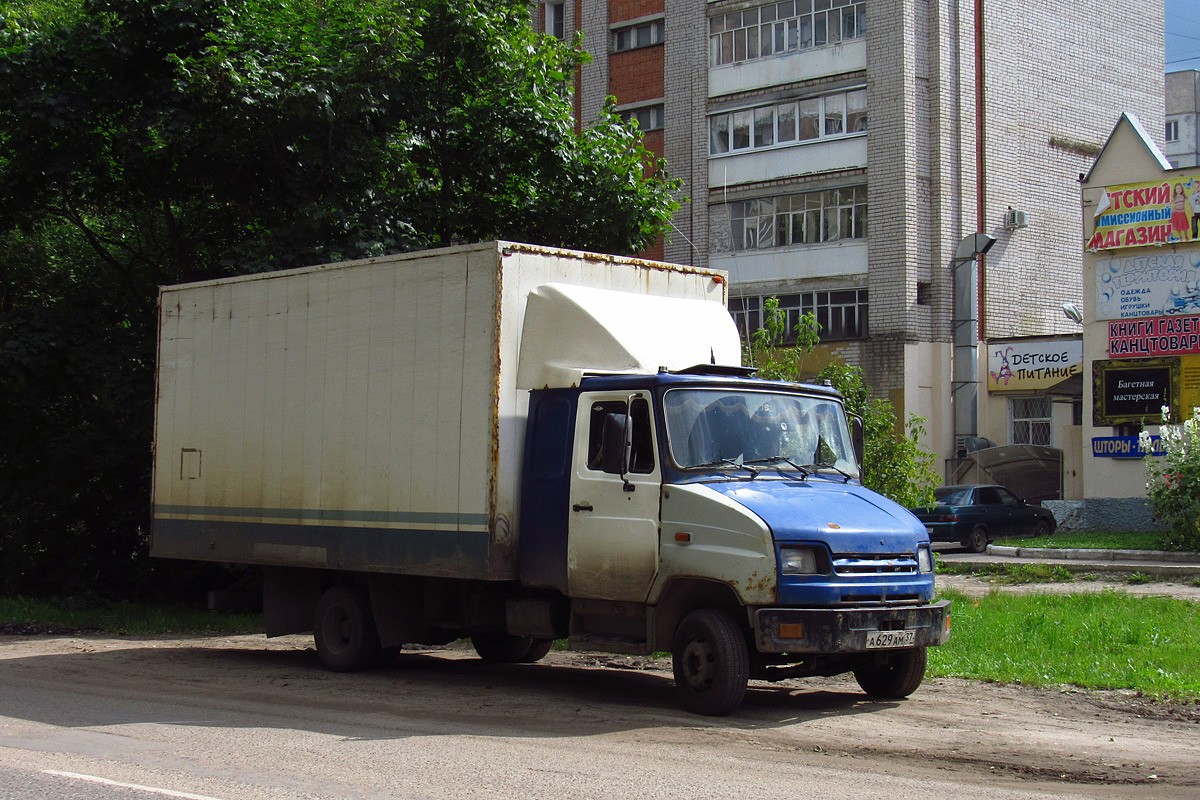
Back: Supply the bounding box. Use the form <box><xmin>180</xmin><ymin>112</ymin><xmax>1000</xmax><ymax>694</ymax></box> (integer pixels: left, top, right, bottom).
<box><xmin>991</xmin><ymin>530</ymin><xmax>1167</xmax><ymax>550</ymax></box>
<box><xmin>931</xmin><ymin>589</ymin><xmax>1200</xmax><ymax>698</ymax></box>
<box><xmin>934</xmin><ymin>558</ymin><xmax>1076</xmax><ymax>584</ymax></box>
<box><xmin>0</xmin><ymin>596</ymin><xmax>263</xmax><ymax>636</ymax></box>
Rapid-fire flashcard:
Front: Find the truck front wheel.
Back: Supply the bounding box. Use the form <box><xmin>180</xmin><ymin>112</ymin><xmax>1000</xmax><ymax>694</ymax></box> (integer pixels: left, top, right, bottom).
<box><xmin>314</xmin><ymin>585</ymin><xmax>381</xmax><ymax>672</ymax></box>
<box><xmin>853</xmin><ymin>646</ymin><xmax>928</xmax><ymax>698</ymax></box>
<box><xmin>671</xmin><ymin>609</ymin><xmax>749</xmax><ymax>716</ymax></box>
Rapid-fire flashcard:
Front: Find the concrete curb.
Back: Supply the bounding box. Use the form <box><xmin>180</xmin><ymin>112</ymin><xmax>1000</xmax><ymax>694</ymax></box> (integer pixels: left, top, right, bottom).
<box><xmin>987</xmin><ymin>546</ymin><xmax>1200</xmax><ymax>563</ymax></box>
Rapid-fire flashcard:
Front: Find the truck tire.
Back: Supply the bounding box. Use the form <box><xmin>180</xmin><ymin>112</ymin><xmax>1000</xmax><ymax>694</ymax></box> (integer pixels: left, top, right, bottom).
<box><xmin>313</xmin><ymin>585</ymin><xmax>381</xmax><ymax>672</ymax></box>
<box><xmin>963</xmin><ymin>526</ymin><xmax>988</xmax><ymax>553</ymax></box>
<box><xmin>471</xmin><ymin>634</ymin><xmax>553</xmax><ymax>663</ymax></box>
<box><xmin>671</xmin><ymin>609</ymin><xmax>749</xmax><ymax>716</ymax></box>
<box><xmin>853</xmin><ymin>646</ymin><xmax>927</xmax><ymax>698</ymax></box>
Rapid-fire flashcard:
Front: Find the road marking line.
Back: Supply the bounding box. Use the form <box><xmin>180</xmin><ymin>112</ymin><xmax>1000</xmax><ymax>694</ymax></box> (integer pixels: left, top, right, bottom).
<box><xmin>42</xmin><ymin>770</ymin><xmax>228</xmax><ymax>800</ymax></box>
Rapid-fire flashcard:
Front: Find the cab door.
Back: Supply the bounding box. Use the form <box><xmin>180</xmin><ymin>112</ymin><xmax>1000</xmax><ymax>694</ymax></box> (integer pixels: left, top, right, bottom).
<box><xmin>567</xmin><ymin>391</ymin><xmax>661</xmax><ymax>601</ymax></box>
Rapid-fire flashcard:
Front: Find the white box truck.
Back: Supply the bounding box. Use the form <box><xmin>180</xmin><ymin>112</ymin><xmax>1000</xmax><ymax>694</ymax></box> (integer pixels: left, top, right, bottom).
<box><xmin>153</xmin><ymin>241</ymin><xmax>948</xmax><ymax>715</ymax></box>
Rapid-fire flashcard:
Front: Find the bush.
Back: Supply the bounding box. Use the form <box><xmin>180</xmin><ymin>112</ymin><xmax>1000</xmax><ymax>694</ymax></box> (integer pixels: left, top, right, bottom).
<box><xmin>1141</xmin><ymin>407</ymin><xmax>1200</xmax><ymax>551</ymax></box>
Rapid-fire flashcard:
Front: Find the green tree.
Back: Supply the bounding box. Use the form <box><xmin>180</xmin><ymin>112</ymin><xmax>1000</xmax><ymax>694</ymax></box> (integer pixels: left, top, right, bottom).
<box><xmin>0</xmin><ymin>0</ymin><xmax>682</xmax><ymax>598</ymax></box>
<box><xmin>741</xmin><ymin>298</ymin><xmax>939</xmax><ymax>508</ymax></box>
<box><xmin>815</xmin><ymin>363</ymin><xmax>939</xmax><ymax>509</ymax></box>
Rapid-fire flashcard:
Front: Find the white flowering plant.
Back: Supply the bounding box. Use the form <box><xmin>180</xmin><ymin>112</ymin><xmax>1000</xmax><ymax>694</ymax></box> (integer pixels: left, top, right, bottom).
<box><xmin>1140</xmin><ymin>405</ymin><xmax>1200</xmax><ymax>551</ymax></box>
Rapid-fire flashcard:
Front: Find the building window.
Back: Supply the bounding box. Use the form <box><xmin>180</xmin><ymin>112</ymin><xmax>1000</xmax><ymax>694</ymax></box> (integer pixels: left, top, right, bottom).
<box><xmin>1166</xmin><ymin>119</ymin><xmax>1179</xmax><ymax>143</ymax></box>
<box><xmin>546</xmin><ymin>3</ymin><xmax>565</xmax><ymax>39</ymax></box>
<box><xmin>613</xmin><ymin>19</ymin><xmax>664</xmax><ymax>52</ymax></box>
<box><xmin>709</xmin><ymin>89</ymin><xmax>866</xmax><ymax>155</ymax></box>
<box><xmin>1011</xmin><ymin>397</ymin><xmax>1052</xmax><ymax>446</ymax></box>
<box><xmin>727</xmin><ymin>186</ymin><xmax>867</xmax><ymax>250</ymax></box>
<box><xmin>729</xmin><ymin>290</ymin><xmax>868</xmax><ymax>343</ymax></box>
<box><xmin>619</xmin><ymin>104</ymin><xmax>664</xmax><ymax>132</ymax></box>
<box><xmin>709</xmin><ymin>0</ymin><xmax>866</xmax><ymax>67</ymax></box>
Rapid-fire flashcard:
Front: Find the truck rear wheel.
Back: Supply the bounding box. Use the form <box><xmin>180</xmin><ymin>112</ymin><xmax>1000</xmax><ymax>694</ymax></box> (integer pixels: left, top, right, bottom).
<box><xmin>671</xmin><ymin>609</ymin><xmax>749</xmax><ymax>716</ymax></box>
<box><xmin>314</xmin><ymin>585</ymin><xmax>380</xmax><ymax>672</ymax></box>
<box><xmin>853</xmin><ymin>646</ymin><xmax>927</xmax><ymax>698</ymax></box>
<box><xmin>471</xmin><ymin>634</ymin><xmax>553</xmax><ymax>663</ymax></box>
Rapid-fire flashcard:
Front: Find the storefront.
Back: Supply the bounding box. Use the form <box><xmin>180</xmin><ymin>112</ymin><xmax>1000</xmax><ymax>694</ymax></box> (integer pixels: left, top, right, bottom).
<box><xmin>1081</xmin><ymin>113</ymin><xmax>1200</xmax><ymax>503</ymax></box>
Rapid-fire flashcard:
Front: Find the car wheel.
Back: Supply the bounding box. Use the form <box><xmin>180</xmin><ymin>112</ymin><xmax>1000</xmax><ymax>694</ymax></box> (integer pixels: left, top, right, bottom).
<box><xmin>963</xmin><ymin>526</ymin><xmax>988</xmax><ymax>553</ymax></box>
<box><xmin>1034</xmin><ymin>520</ymin><xmax>1051</xmax><ymax>538</ymax></box>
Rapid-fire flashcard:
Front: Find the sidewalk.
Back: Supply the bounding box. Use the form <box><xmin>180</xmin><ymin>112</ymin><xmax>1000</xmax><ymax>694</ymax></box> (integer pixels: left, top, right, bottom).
<box><xmin>935</xmin><ymin>545</ymin><xmax>1200</xmax><ymax>579</ymax></box>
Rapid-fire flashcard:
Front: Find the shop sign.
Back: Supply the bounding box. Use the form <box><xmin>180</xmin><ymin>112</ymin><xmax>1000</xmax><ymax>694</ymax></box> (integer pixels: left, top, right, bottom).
<box><xmin>1092</xmin><ymin>359</ymin><xmax>1179</xmax><ymax>426</ymax></box>
<box><xmin>1087</xmin><ymin>176</ymin><xmax>1200</xmax><ymax>251</ymax></box>
<box><xmin>1091</xmin><ymin>436</ymin><xmax>1166</xmax><ymax>458</ymax></box>
<box><xmin>1095</xmin><ymin>253</ymin><xmax>1200</xmax><ymax>320</ymax></box>
<box><xmin>987</xmin><ymin>339</ymin><xmax>1082</xmax><ymax>392</ymax></box>
<box><xmin>1108</xmin><ymin>315</ymin><xmax>1200</xmax><ymax>357</ymax></box>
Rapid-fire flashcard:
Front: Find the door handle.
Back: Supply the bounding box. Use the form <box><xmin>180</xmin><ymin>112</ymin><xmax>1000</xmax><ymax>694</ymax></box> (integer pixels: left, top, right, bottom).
<box><xmin>572</xmin><ymin>503</ymin><xmax>593</xmax><ymax>512</ymax></box>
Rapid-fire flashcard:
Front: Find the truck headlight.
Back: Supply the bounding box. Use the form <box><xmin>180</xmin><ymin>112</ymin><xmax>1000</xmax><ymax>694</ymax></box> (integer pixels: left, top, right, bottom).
<box><xmin>780</xmin><ymin>546</ymin><xmax>820</xmax><ymax>574</ymax></box>
<box><xmin>918</xmin><ymin>545</ymin><xmax>933</xmax><ymax>573</ymax></box>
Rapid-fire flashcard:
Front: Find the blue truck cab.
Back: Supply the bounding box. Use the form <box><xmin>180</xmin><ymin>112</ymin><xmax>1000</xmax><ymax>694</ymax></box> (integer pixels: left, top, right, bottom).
<box><xmin>518</xmin><ymin>368</ymin><xmax>950</xmax><ymax>715</ymax></box>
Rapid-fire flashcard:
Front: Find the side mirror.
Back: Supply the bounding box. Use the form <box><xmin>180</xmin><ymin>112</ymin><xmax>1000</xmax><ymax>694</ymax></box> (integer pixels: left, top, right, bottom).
<box><xmin>850</xmin><ymin>414</ymin><xmax>865</xmax><ymax>465</ymax></box>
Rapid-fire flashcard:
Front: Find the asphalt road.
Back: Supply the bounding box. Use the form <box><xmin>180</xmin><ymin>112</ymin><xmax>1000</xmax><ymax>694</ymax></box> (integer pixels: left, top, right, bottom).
<box><xmin>1</xmin><ymin>634</ymin><xmax>1196</xmax><ymax>800</ymax></box>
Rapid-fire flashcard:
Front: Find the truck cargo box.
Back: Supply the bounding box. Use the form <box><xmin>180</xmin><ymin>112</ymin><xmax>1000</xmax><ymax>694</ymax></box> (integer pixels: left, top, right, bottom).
<box><xmin>152</xmin><ymin>242</ymin><xmax>729</xmax><ymax>581</ymax></box>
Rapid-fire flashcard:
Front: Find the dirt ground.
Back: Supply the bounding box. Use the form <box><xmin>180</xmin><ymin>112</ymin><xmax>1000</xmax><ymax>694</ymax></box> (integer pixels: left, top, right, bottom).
<box><xmin>2</xmin><ymin>588</ymin><xmax>1199</xmax><ymax>799</ymax></box>
<box><xmin>1</xmin><ymin>576</ymin><xmax>1197</xmax><ymax>798</ymax></box>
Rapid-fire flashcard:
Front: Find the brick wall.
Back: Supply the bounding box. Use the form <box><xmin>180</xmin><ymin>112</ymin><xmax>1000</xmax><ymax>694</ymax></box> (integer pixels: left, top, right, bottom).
<box><xmin>609</xmin><ymin>47</ymin><xmax>664</xmax><ymax>101</ymax></box>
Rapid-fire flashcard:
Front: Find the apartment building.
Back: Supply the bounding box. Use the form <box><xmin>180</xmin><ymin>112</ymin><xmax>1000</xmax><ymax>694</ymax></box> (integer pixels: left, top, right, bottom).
<box><xmin>539</xmin><ymin>0</ymin><xmax>1164</xmax><ymax>468</ymax></box>
<box><xmin>1166</xmin><ymin>70</ymin><xmax>1200</xmax><ymax>168</ymax></box>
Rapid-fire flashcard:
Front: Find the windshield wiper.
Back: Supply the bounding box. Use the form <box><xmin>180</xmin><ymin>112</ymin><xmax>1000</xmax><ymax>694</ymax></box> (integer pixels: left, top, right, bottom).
<box><xmin>692</xmin><ymin>457</ymin><xmax>759</xmax><ymax>477</ymax></box>
<box><xmin>802</xmin><ymin>460</ymin><xmax>855</xmax><ymax>483</ymax></box>
<box><xmin>744</xmin><ymin>455</ymin><xmax>812</xmax><ymax>478</ymax></box>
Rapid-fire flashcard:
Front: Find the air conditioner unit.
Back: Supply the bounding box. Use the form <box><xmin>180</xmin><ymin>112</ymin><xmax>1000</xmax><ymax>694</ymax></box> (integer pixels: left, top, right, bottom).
<box><xmin>1004</xmin><ymin>209</ymin><xmax>1029</xmax><ymax>230</ymax></box>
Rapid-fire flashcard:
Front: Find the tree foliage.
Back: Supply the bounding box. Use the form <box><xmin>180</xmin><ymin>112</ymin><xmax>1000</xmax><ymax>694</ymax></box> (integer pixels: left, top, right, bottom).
<box><xmin>0</xmin><ymin>0</ymin><xmax>681</xmax><ymax>599</ymax></box>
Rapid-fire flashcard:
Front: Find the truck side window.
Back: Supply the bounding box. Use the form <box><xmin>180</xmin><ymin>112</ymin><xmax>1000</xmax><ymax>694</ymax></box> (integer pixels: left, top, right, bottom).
<box><xmin>587</xmin><ymin>401</ymin><xmax>627</xmax><ymax>471</ymax></box>
<box><xmin>585</xmin><ymin>398</ymin><xmax>655</xmax><ymax>474</ymax></box>
<box><xmin>628</xmin><ymin>398</ymin><xmax>654</xmax><ymax>474</ymax></box>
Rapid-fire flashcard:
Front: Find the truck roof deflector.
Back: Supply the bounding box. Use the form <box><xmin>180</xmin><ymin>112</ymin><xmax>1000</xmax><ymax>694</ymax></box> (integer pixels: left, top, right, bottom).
<box><xmin>516</xmin><ymin>283</ymin><xmax>742</xmax><ymax>390</ymax></box>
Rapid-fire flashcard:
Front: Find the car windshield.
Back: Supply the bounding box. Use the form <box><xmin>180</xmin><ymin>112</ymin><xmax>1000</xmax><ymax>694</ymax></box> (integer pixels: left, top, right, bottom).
<box><xmin>934</xmin><ymin>487</ymin><xmax>974</xmax><ymax>506</ymax></box>
<box><xmin>663</xmin><ymin>388</ymin><xmax>859</xmax><ymax>477</ymax></box>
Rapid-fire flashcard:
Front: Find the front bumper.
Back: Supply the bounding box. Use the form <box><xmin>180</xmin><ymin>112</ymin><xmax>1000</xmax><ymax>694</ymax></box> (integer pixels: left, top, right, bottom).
<box><xmin>754</xmin><ymin>600</ymin><xmax>951</xmax><ymax>653</ymax></box>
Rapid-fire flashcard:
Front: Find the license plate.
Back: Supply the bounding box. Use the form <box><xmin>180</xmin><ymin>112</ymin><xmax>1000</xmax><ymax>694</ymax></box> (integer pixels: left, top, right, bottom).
<box><xmin>865</xmin><ymin>629</ymin><xmax>916</xmax><ymax>649</ymax></box>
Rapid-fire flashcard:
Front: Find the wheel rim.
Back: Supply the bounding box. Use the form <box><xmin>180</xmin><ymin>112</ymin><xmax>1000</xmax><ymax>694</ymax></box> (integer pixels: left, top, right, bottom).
<box><xmin>680</xmin><ymin>635</ymin><xmax>717</xmax><ymax>691</ymax></box>
<box><xmin>321</xmin><ymin>606</ymin><xmax>352</xmax><ymax>656</ymax></box>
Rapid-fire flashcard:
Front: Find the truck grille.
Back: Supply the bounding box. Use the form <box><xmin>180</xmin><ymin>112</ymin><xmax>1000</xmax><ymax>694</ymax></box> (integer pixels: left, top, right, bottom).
<box><xmin>833</xmin><ymin>554</ymin><xmax>919</xmax><ymax>575</ymax></box>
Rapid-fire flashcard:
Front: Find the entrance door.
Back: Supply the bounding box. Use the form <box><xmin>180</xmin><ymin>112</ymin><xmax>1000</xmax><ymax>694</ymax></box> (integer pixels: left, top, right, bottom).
<box><xmin>567</xmin><ymin>391</ymin><xmax>661</xmax><ymax>601</ymax></box>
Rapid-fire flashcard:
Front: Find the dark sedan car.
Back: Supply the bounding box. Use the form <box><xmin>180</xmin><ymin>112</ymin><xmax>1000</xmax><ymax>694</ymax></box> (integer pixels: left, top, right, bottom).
<box><xmin>911</xmin><ymin>484</ymin><xmax>1057</xmax><ymax>553</ymax></box>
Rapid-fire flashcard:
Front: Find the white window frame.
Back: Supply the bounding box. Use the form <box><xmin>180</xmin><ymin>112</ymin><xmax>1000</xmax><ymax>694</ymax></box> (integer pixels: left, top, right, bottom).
<box><xmin>709</xmin><ymin>88</ymin><xmax>866</xmax><ymax>156</ymax></box>
<box><xmin>613</xmin><ymin>19</ymin><xmax>665</xmax><ymax>53</ymax></box>
<box><xmin>1166</xmin><ymin>119</ymin><xmax>1179</xmax><ymax>143</ymax></box>
<box><xmin>619</xmin><ymin>104</ymin><xmax>665</xmax><ymax>132</ymax></box>
<box><xmin>729</xmin><ymin>289</ymin><xmax>869</xmax><ymax>343</ymax></box>
<box><xmin>709</xmin><ymin>0</ymin><xmax>866</xmax><ymax>67</ymax></box>
<box><xmin>545</xmin><ymin>2</ymin><xmax>565</xmax><ymax>40</ymax></box>
<box><xmin>727</xmin><ymin>185</ymin><xmax>867</xmax><ymax>251</ymax></box>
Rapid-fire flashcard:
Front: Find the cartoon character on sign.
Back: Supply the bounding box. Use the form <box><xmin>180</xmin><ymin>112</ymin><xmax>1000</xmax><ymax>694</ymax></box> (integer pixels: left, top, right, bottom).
<box><xmin>1164</xmin><ymin>280</ymin><xmax>1200</xmax><ymax>315</ymax></box>
<box><xmin>989</xmin><ymin>347</ymin><xmax>1013</xmax><ymax>387</ymax></box>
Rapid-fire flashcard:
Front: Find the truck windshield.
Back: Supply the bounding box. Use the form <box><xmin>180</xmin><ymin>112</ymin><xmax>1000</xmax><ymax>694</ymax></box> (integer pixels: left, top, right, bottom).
<box><xmin>663</xmin><ymin>389</ymin><xmax>860</xmax><ymax>477</ymax></box>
